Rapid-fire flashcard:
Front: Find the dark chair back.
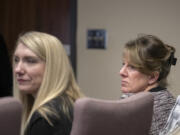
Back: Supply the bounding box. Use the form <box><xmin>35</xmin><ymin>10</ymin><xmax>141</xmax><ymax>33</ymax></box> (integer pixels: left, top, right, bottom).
<box><xmin>0</xmin><ymin>97</ymin><xmax>22</xmax><ymax>135</ymax></box>
<box><xmin>70</xmin><ymin>92</ymin><xmax>154</xmax><ymax>135</ymax></box>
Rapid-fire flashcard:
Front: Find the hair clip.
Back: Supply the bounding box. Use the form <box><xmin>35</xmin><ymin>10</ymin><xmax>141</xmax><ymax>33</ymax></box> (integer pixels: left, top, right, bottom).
<box><xmin>169</xmin><ymin>52</ymin><xmax>177</xmax><ymax>66</ymax></box>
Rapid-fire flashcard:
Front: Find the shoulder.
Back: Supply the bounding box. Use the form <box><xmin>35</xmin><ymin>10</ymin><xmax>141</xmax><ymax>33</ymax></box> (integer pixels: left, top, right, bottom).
<box><xmin>150</xmin><ymin>89</ymin><xmax>175</xmax><ymax>124</ymax></box>
<box><xmin>47</xmin><ymin>97</ymin><xmax>74</xmax><ymax>119</ymax></box>
<box><xmin>25</xmin><ymin>112</ymin><xmax>56</xmax><ymax>135</ymax></box>
<box><xmin>151</xmin><ymin>89</ymin><xmax>175</xmax><ymax>111</ymax></box>
<box><xmin>26</xmin><ymin>97</ymin><xmax>74</xmax><ymax>135</ymax></box>
<box><xmin>26</xmin><ymin>110</ymin><xmax>72</xmax><ymax>135</ymax></box>
<box><xmin>149</xmin><ymin>90</ymin><xmax>176</xmax><ymax>134</ymax></box>
<box><xmin>151</xmin><ymin>89</ymin><xmax>175</xmax><ymax>104</ymax></box>
<box><xmin>151</xmin><ymin>89</ymin><xmax>175</xmax><ymax>124</ymax></box>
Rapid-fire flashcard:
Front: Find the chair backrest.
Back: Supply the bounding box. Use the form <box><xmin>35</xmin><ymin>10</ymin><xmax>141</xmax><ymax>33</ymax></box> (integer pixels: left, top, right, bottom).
<box><xmin>70</xmin><ymin>92</ymin><xmax>154</xmax><ymax>135</ymax></box>
<box><xmin>0</xmin><ymin>96</ymin><xmax>22</xmax><ymax>135</ymax></box>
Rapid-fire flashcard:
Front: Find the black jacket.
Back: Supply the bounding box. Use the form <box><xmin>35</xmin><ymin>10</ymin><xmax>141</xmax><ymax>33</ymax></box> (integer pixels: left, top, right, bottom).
<box><xmin>25</xmin><ymin>96</ymin><xmax>73</xmax><ymax>135</ymax></box>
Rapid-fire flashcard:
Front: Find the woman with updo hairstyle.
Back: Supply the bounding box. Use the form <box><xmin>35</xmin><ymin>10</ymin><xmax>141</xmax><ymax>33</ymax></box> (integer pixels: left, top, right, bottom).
<box><xmin>119</xmin><ymin>34</ymin><xmax>177</xmax><ymax>135</ymax></box>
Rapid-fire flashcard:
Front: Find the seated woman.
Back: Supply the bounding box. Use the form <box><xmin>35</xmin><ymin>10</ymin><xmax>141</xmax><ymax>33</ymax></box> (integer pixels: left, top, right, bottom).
<box><xmin>13</xmin><ymin>31</ymin><xmax>84</xmax><ymax>135</ymax></box>
<box><xmin>119</xmin><ymin>34</ymin><xmax>177</xmax><ymax>135</ymax></box>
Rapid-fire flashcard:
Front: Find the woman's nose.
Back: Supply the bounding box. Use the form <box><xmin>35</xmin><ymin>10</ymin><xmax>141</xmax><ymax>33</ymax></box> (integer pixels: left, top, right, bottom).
<box><xmin>14</xmin><ymin>62</ymin><xmax>25</xmax><ymax>74</ymax></box>
<box><xmin>119</xmin><ymin>65</ymin><xmax>127</xmax><ymax>76</ymax></box>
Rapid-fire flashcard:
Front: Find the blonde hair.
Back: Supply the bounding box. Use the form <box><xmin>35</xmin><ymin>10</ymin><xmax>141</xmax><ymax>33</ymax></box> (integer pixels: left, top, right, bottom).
<box><xmin>123</xmin><ymin>34</ymin><xmax>176</xmax><ymax>87</ymax></box>
<box><xmin>13</xmin><ymin>31</ymin><xmax>83</xmax><ymax>134</ymax></box>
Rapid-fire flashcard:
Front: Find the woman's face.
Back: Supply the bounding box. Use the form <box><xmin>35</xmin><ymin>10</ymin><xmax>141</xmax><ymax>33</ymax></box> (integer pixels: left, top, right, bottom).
<box><xmin>119</xmin><ymin>57</ymin><xmax>151</xmax><ymax>93</ymax></box>
<box><xmin>14</xmin><ymin>43</ymin><xmax>45</xmax><ymax>97</ymax></box>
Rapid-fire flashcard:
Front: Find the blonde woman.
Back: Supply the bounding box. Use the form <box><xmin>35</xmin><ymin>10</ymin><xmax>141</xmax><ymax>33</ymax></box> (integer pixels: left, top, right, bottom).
<box><xmin>119</xmin><ymin>34</ymin><xmax>177</xmax><ymax>135</ymax></box>
<box><xmin>13</xmin><ymin>31</ymin><xmax>84</xmax><ymax>135</ymax></box>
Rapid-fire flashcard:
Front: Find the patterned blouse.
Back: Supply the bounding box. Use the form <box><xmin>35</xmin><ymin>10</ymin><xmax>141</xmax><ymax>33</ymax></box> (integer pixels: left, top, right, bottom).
<box><xmin>149</xmin><ymin>87</ymin><xmax>175</xmax><ymax>135</ymax></box>
<box><xmin>121</xmin><ymin>87</ymin><xmax>176</xmax><ymax>135</ymax></box>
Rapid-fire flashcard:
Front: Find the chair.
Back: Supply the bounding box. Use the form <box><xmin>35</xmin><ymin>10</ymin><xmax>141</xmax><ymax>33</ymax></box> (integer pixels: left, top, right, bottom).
<box><xmin>70</xmin><ymin>92</ymin><xmax>154</xmax><ymax>135</ymax></box>
<box><xmin>0</xmin><ymin>96</ymin><xmax>22</xmax><ymax>135</ymax></box>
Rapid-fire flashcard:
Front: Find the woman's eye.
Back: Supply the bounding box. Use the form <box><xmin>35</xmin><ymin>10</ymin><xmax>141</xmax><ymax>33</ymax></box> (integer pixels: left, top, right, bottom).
<box><xmin>128</xmin><ymin>65</ymin><xmax>136</xmax><ymax>70</ymax></box>
<box><xmin>26</xmin><ymin>58</ymin><xmax>38</xmax><ymax>63</ymax></box>
<box><xmin>14</xmin><ymin>57</ymin><xmax>19</xmax><ymax>63</ymax></box>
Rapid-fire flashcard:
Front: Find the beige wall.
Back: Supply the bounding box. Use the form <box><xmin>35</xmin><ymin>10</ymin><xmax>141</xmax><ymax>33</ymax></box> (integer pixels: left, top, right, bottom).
<box><xmin>77</xmin><ymin>0</ymin><xmax>180</xmax><ymax>99</ymax></box>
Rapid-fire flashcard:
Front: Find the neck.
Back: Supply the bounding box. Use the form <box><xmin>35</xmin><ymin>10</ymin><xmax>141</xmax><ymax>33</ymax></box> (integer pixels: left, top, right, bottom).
<box><xmin>144</xmin><ymin>83</ymin><xmax>158</xmax><ymax>92</ymax></box>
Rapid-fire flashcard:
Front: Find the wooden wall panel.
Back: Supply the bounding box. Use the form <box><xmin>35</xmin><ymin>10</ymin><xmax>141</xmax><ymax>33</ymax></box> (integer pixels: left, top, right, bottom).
<box><xmin>0</xmin><ymin>0</ymin><xmax>77</xmax><ymax>96</ymax></box>
<box><xmin>0</xmin><ymin>0</ymin><xmax>71</xmax><ymax>57</ymax></box>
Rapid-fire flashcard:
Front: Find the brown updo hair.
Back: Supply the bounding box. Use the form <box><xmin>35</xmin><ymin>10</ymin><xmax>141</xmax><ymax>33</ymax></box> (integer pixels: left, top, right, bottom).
<box><xmin>123</xmin><ymin>34</ymin><xmax>177</xmax><ymax>87</ymax></box>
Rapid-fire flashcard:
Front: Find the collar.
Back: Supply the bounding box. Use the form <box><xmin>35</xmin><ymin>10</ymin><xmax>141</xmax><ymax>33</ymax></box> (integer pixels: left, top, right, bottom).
<box><xmin>149</xmin><ymin>86</ymin><xmax>166</xmax><ymax>92</ymax></box>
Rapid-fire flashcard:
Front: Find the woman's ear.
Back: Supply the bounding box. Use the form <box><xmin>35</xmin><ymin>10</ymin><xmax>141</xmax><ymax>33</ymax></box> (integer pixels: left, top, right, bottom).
<box><xmin>148</xmin><ymin>71</ymin><xmax>159</xmax><ymax>85</ymax></box>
